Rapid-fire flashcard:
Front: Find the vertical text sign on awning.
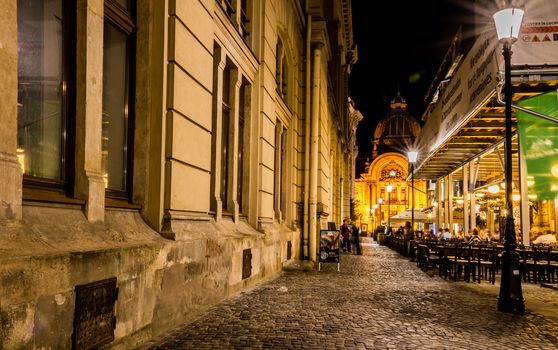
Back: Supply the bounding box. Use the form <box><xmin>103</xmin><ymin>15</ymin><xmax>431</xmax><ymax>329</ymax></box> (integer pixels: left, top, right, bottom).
<box><xmin>417</xmin><ymin>29</ymin><xmax>500</xmax><ymax>162</ymax></box>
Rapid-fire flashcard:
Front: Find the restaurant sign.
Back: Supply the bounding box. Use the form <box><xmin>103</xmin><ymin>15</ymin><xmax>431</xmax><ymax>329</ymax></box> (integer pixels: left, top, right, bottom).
<box><xmin>417</xmin><ymin>29</ymin><xmax>500</xmax><ymax>163</ymax></box>
<box><xmin>319</xmin><ymin>230</ymin><xmax>340</xmax><ymax>263</ymax></box>
<box><xmin>513</xmin><ymin>0</ymin><xmax>558</xmax><ymax>66</ymax></box>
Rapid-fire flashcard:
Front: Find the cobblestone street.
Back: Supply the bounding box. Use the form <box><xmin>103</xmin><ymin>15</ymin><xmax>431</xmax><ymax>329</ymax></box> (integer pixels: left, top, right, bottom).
<box><xmin>139</xmin><ymin>241</ymin><xmax>558</xmax><ymax>349</ymax></box>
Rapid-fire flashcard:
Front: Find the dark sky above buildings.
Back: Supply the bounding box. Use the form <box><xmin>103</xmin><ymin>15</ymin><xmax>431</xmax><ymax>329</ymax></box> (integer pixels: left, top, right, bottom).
<box><xmin>349</xmin><ymin>0</ymin><xmax>476</xmax><ymax>159</ymax></box>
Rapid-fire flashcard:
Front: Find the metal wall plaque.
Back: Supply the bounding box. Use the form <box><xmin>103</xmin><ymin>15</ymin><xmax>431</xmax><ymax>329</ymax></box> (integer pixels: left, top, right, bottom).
<box><xmin>73</xmin><ymin>277</ymin><xmax>118</xmax><ymax>350</ymax></box>
<box><xmin>242</xmin><ymin>248</ymin><xmax>252</xmax><ymax>279</ymax></box>
<box><xmin>287</xmin><ymin>241</ymin><xmax>292</xmax><ymax>260</ymax></box>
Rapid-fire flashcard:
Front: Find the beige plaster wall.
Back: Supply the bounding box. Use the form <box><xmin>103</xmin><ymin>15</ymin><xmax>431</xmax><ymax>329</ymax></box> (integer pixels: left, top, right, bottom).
<box><xmin>0</xmin><ymin>0</ymin><xmax>22</xmax><ymax>220</ymax></box>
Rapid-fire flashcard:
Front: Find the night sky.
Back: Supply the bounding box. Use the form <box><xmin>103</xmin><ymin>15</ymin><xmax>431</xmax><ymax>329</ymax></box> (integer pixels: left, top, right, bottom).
<box><xmin>349</xmin><ymin>0</ymin><xmax>477</xmax><ymax>160</ymax></box>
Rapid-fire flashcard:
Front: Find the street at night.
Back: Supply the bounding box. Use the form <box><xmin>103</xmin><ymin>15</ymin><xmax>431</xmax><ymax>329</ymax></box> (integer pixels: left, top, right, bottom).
<box><xmin>2</xmin><ymin>0</ymin><xmax>558</xmax><ymax>348</ymax></box>
<box><xmin>141</xmin><ymin>242</ymin><xmax>558</xmax><ymax>349</ymax></box>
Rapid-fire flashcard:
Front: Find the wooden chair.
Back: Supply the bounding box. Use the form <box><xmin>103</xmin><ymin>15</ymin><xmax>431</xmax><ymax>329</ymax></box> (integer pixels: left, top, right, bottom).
<box><xmin>452</xmin><ymin>244</ymin><xmax>472</xmax><ymax>282</ymax></box>
<box><xmin>475</xmin><ymin>246</ymin><xmax>496</xmax><ymax>284</ymax></box>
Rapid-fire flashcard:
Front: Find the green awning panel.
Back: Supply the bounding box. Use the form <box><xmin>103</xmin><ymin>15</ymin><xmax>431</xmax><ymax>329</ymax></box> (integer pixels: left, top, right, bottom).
<box><xmin>517</xmin><ymin>90</ymin><xmax>558</xmax><ymax>200</ymax></box>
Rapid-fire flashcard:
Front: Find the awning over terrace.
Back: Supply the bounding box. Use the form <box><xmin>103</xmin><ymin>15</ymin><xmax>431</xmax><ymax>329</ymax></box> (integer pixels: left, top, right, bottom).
<box><xmin>412</xmin><ymin>14</ymin><xmax>558</xmax><ymax>182</ymax></box>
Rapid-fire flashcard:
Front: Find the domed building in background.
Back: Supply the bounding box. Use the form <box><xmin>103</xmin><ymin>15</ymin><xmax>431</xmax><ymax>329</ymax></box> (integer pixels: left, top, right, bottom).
<box><xmin>371</xmin><ymin>91</ymin><xmax>421</xmax><ymax>158</ymax></box>
<box><xmin>354</xmin><ymin>91</ymin><xmax>428</xmax><ymax>235</ymax></box>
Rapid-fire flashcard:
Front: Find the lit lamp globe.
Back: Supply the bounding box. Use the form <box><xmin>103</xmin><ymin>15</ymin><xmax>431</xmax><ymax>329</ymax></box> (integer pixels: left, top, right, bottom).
<box><xmin>407</xmin><ymin>151</ymin><xmax>418</xmax><ymax>163</ymax></box>
<box><xmin>493</xmin><ymin>7</ymin><xmax>524</xmax><ymax>43</ymax></box>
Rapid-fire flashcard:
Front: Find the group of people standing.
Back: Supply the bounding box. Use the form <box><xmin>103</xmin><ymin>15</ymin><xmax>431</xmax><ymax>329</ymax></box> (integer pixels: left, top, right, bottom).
<box><xmin>421</xmin><ymin>227</ymin><xmax>500</xmax><ymax>244</ymax></box>
<box><xmin>341</xmin><ymin>219</ymin><xmax>361</xmax><ymax>255</ymax></box>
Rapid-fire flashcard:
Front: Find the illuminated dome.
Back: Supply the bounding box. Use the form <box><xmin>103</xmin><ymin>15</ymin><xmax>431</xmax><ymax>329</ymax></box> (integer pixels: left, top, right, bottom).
<box><xmin>372</xmin><ymin>91</ymin><xmax>421</xmax><ymax>158</ymax></box>
<box><xmin>390</xmin><ymin>91</ymin><xmax>407</xmax><ymax>110</ymax></box>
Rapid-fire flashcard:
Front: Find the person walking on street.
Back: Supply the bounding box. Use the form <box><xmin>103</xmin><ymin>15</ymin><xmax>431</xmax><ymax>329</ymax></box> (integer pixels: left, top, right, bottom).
<box><xmin>341</xmin><ymin>219</ymin><xmax>351</xmax><ymax>253</ymax></box>
<box><xmin>352</xmin><ymin>223</ymin><xmax>361</xmax><ymax>255</ymax></box>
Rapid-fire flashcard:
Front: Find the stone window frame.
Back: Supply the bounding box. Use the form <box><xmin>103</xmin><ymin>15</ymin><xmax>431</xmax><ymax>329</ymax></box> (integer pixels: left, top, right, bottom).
<box><xmin>275</xmin><ymin>37</ymin><xmax>289</xmax><ymax>102</ymax></box>
<box><xmin>220</xmin><ymin>63</ymin><xmax>233</xmax><ymax>212</ymax></box>
<box><xmin>237</xmin><ymin>80</ymin><xmax>250</xmax><ymax>215</ymax></box>
<box><xmin>273</xmin><ymin>122</ymin><xmax>288</xmax><ymax>223</ymax></box>
<box><xmin>216</xmin><ymin>0</ymin><xmax>252</xmax><ymax>44</ymax></box>
<box><xmin>211</xmin><ymin>45</ymin><xmax>251</xmax><ymax>223</ymax></box>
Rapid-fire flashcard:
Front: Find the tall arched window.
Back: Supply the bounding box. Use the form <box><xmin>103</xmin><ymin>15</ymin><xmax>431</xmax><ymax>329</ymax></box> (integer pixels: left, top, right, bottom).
<box><xmin>275</xmin><ymin>37</ymin><xmax>288</xmax><ymax>101</ymax></box>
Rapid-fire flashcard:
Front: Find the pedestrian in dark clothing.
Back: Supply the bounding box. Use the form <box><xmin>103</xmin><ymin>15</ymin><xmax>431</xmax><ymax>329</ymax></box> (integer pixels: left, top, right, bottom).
<box><xmin>341</xmin><ymin>219</ymin><xmax>351</xmax><ymax>253</ymax></box>
<box><xmin>352</xmin><ymin>224</ymin><xmax>361</xmax><ymax>255</ymax></box>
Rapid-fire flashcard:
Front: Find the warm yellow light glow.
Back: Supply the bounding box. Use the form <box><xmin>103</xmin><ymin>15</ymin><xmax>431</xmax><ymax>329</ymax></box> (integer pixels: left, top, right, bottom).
<box><xmin>374</xmin><ymin>204</ymin><xmax>378</xmax><ymax>209</ymax></box>
<box><xmin>16</xmin><ymin>148</ymin><xmax>25</xmax><ymax>174</ymax></box>
<box><xmin>386</xmin><ymin>184</ymin><xmax>393</xmax><ymax>193</ymax></box>
<box><xmin>103</xmin><ymin>173</ymin><xmax>109</xmax><ymax>189</ymax></box>
<box><xmin>488</xmin><ymin>185</ymin><xmax>500</xmax><ymax>194</ymax></box>
<box><xmin>528</xmin><ymin>194</ymin><xmax>538</xmax><ymax>200</ymax></box>
<box><xmin>512</xmin><ymin>193</ymin><xmax>520</xmax><ymax>201</ymax></box>
<box><xmin>433</xmin><ymin>201</ymin><xmax>438</xmax><ymax>207</ymax></box>
<box><xmin>552</xmin><ymin>184</ymin><xmax>558</xmax><ymax>192</ymax></box>
<box><xmin>407</xmin><ymin>151</ymin><xmax>418</xmax><ymax>163</ymax></box>
<box><xmin>475</xmin><ymin>192</ymin><xmax>485</xmax><ymax>197</ymax></box>
<box><xmin>455</xmin><ymin>199</ymin><xmax>464</xmax><ymax>204</ymax></box>
<box><xmin>527</xmin><ymin>180</ymin><xmax>535</xmax><ymax>187</ymax></box>
<box><xmin>378</xmin><ymin>197</ymin><xmax>383</xmax><ymax>204</ymax></box>
<box><xmin>551</xmin><ymin>164</ymin><xmax>558</xmax><ymax>178</ymax></box>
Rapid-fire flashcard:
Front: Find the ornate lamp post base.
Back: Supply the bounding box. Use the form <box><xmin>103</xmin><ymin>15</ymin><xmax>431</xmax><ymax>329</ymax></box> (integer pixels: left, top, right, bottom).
<box><xmin>497</xmin><ymin>249</ymin><xmax>525</xmax><ymax>313</ymax></box>
<box><xmin>498</xmin><ymin>217</ymin><xmax>524</xmax><ymax>313</ymax></box>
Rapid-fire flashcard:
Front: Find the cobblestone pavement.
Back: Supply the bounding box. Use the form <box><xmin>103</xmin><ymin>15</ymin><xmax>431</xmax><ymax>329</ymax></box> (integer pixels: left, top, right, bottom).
<box><xmin>139</xmin><ymin>242</ymin><xmax>558</xmax><ymax>350</ymax></box>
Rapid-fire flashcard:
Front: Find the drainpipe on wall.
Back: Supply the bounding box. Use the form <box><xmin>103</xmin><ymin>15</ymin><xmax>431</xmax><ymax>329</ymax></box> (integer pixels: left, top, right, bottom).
<box><xmin>303</xmin><ymin>14</ymin><xmax>312</xmax><ymax>259</ymax></box>
<box><xmin>309</xmin><ymin>42</ymin><xmax>323</xmax><ymax>263</ymax></box>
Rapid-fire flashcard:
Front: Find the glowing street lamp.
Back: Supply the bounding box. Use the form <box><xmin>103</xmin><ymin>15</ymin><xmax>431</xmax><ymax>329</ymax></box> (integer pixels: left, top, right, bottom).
<box><xmin>386</xmin><ymin>183</ymin><xmax>393</xmax><ymax>232</ymax></box>
<box><xmin>407</xmin><ymin>151</ymin><xmax>418</xmax><ymax>236</ymax></box>
<box><xmin>378</xmin><ymin>197</ymin><xmax>383</xmax><ymax>228</ymax></box>
<box><xmin>493</xmin><ymin>3</ymin><xmax>525</xmax><ymax>314</ymax></box>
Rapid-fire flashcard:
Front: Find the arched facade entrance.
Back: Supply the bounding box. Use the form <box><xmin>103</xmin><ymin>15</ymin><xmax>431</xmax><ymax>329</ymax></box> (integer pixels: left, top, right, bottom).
<box><xmin>355</xmin><ymin>152</ymin><xmax>427</xmax><ymax>233</ymax></box>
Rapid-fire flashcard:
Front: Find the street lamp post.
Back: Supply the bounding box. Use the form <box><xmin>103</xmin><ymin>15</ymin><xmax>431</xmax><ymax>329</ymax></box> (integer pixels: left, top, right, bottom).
<box><xmin>374</xmin><ymin>204</ymin><xmax>378</xmax><ymax>229</ymax></box>
<box><xmin>407</xmin><ymin>151</ymin><xmax>418</xmax><ymax>237</ymax></box>
<box><xmin>387</xmin><ymin>184</ymin><xmax>393</xmax><ymax>233</ymax></box>
<box><xmin>378</xmin><ymin>197</ymin><xmax>383</xmax><ymax>229</ymax></box>
<box><xmin>493</xmin><ymin>4</ymin><xmax>525</xmax><ymax>314</ymax></box>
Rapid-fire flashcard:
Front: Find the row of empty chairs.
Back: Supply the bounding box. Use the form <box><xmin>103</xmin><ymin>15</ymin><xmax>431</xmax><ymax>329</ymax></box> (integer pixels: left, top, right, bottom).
<box><xmin>412</xmin><ymin>239</ymin><xmax>558</xmax><ymax>285</ymax></box>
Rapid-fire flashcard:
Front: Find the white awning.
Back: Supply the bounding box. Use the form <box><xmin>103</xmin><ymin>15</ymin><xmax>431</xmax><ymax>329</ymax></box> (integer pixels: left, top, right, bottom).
<box><xmin>390</xmin><ymin>209</ymin><xmax>430</xmax><ymax>223</ymax></box>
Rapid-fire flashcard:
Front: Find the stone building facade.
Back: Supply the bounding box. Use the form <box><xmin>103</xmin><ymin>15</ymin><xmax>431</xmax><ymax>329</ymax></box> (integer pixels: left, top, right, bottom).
<box><xmin>0</xmin><ymin>0</ymin><xmax>356</xmax><ymax>348</ymax></box>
